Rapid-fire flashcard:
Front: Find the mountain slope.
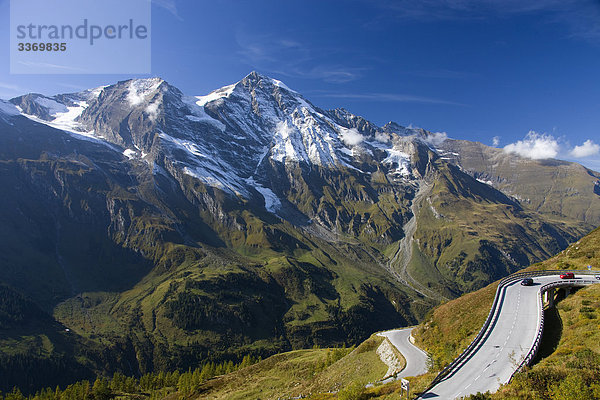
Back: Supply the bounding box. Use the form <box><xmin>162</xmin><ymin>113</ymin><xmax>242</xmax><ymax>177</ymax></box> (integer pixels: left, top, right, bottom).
<box><xmin>0</xmin><ymin>103</ymin><xmax>422</xmax><ymax>390</ymax></box>
<box><xmin>412</xmin><ymin>226</ymin><xmax>600</xmax><ymax>399</ymax></box>
<box><xmin>0</xmin><ymin>73</ymin><xmax>599</xmax><ymax>392</ymax></box>
<box><xmin>439</xmin><ymin>139</ymin><xmax>600</xmax><ymax>225</ymax></box>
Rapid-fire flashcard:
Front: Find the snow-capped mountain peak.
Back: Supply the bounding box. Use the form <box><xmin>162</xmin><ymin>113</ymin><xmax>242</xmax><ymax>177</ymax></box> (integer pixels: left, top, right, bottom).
<box><xmin>195</xmin><ymin>84</ymin><xmax>236</xmax><ymax>107</ymax></box>
<box><xmin>7</xmin><ymin>72</ymin><xmax>449</xmax><ymax>214</ymax></box>
<box><xmin>126</xmin><ymin>77</ymin><xmax>165</xmax><ymax>107</ymax></box>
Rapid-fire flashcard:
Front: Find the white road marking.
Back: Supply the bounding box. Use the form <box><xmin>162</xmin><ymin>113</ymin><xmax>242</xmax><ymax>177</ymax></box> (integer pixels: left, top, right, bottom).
<box><xmin>422</xmin><ymin>275</ymin><xmax>599</xmax><ymax>399</ymax></box>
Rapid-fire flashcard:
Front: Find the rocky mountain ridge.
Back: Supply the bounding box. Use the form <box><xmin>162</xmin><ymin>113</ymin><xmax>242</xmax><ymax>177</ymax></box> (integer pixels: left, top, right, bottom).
<box><xmin>0</xmin><ymin>72</ymin><xmax>598</xmax><ymax>392</ymax></box>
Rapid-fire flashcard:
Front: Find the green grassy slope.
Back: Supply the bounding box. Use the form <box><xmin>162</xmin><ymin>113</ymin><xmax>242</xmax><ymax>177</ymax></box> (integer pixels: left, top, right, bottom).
<box><xmin>0</xmin><ymin>118</ymin><xmax>428</xmax><ymax>392</ymax></box>
<box><xmin>411</xmin><ymin>160</ymin><xmax>588</xmax><ymax>297</ymax></box>
<box><xmin>412</xmin><ymin>226</ymin><xmax>600</xmax><ymax>399</ymax></box>
<box><xmin>0</xmin><ymin>285</ymin><xmax>120</xmax><ymax>394</ymax></box>
<box><xmin>1</xmin><ymin>114</ymin><xmax>597</xmax><ymax>395</ymax></box>
<box><xmin>492</xmin><ymin>283</ymin><xmax>600</xmax><ymax>399</ymax></box>
<box><xmin>52</xmin><ymin>236</ymin><xmax>421</xmax><ymax>372</ymax></box>
<box><xmin>0</xmin><ymin>335</ymin><xmax>390</xmax><ymax>400</ymax></box>
<box><xmin>441</xmin><ymin>139</ymin><xmax>600</xmax><ymax>226</ymax></box>
<box><xmin>195</xmin><ymin>335</ymin><xmax>387</xmax><ymax>400</ymax></box>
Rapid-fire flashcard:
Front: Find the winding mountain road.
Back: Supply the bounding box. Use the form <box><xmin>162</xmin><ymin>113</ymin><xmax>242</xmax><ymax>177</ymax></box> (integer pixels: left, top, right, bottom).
<box><xmin>419</xmin><ymin>273</ymin><xmax>599</xmax><ymax>399</ymax></box>
<box><xmin>378</xmin><ymin>327</ymin><xmax>429</xmax><ymax>378</ymax></box>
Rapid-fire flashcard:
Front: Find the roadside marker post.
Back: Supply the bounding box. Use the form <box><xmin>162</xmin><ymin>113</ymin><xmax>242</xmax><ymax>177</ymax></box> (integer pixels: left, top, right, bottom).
<box><xmin>401</xmin><ymin>378</ymin><xmax>409</xmax><ymax>398</ymax></box>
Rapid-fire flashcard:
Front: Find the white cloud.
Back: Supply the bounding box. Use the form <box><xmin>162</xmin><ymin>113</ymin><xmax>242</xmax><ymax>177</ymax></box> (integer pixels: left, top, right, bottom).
<box><xmin>503</xmin><ymin>131</ymin><xmax>559</xmax><ymax>160</ymax></box>
<box><xmin>0</xmin><ymin>82</ymin><xmax>22</xmax><ymax>92</ymax></box>
<box><xmin>127</xmin><ymin>90</ymin><xmax>145</xmax><ymax>106</ymax></box>
<box><xmin>319</xmin><ymin>92</ymin><xmax>465</xmax><ymax>106</ymax></box>
<box><xmin>425</xmin><ymin>131</ymin><xmax>448</xmax><ymax>146</ymax></box>
<box><xmin>375</xmin><ymin>131</ymin><xmax>390</xmax><ymax>143</ymax></box>
<box><xmin>569</xmin><ymin>139</ymin><xmax>600</xmax><ymax>158</ymax></box>
<box><xmin>236</xmin><ymin>32</ymin><xmax>364</xmax><ymax>84</ymax></box>
<box><xmin>370</xmin><ymin>0</ymin><xmax>600</xmax><ymax>41</ymax></box>
<box><xmin>276</xmin><ymin>120</ymin><xmax>293</xmax><ymax>138</ymax></box>
<box><xmin>492</xmin><ymin>136</ymin><xmax>500</xmax><ymax>146</ymax></box>
<box><xmin>152</xmin><ymin>0</ymin><xmax>182</xmax><ymax>20</ymax></box>
<box><xmin>339</xmin><ymin>127</ymin><xmax>365</xmax><ymax>146</ymax></box>
<box><xmin>16</xmin><ymin>60</ymin><xmax>86</xmax><ymax>72</ymax></box>
<box><xmin>145</xmin><ymin>102</ymin><xmax>160</xmax><ymax>121</ymax></box>
<box><xmin>126</xmin><ymin>79</ymin><xmax>162</xmax><ymax>107</ymax></box>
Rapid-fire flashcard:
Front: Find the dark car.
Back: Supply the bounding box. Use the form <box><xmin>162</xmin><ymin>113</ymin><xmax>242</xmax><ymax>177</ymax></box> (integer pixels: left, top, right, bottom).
<box><xmin>521</xmin><ymin>278</ymin><xmax>534</xmax><ymax>286</ymax></box>
<box><xmin>560</xmin><ymin>272</ymin><xmax>575</xmax><ymax>279</ymax></box>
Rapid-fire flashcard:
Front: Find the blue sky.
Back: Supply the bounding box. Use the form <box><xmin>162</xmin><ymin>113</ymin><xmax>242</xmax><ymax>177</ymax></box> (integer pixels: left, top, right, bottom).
<box><xmin>1</xmin><ymin>0</ymin><xmax>600</xmax><ymax>170</ymax></box>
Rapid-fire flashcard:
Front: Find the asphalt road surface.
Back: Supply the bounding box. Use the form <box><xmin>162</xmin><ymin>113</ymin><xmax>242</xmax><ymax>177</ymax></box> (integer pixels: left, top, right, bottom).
<box><xmin>378</xmin><ymin>327</ymin><xmax>429</xmax><ymax>378</ymax></box>
<box><xmin>421</xmin><ymin>274</ymin><xmax>586</xmax><ymax>399</ymax></box>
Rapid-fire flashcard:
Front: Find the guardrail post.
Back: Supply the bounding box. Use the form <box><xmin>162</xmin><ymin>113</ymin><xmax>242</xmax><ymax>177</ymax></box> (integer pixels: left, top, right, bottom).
<box><xmin>417</xmin><ymin>270</ymin><xmax>599</xmax><ymax>399</ymax></box>
<box><xmin>546</xmin><ymin>288</ymin><xmax>555</xmax><ymax>308</ymax></box>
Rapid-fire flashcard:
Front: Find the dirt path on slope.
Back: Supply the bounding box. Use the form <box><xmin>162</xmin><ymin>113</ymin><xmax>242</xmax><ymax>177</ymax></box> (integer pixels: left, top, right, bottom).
<box><xmin>386</xmin><ymin>180</ymin><xmax>447</xmax><ymax>301</ymax></box>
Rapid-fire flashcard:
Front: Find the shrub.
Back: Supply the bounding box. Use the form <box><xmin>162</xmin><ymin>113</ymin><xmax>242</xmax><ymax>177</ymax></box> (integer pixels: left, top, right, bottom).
<box><xmin>337</xmin><ymin>381</ymin><xmax>367</xmax><ymax>400</ymax></box>
<box><xmin>550</xmin><ymin>374</ymin><xmax>593</xmax><ymax>400</ymax></box>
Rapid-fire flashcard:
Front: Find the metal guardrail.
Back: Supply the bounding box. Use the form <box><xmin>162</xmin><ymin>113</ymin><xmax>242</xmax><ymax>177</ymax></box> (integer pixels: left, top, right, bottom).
<box><xmin>511</xmin><ymin>279</ymin><xmax>545</xmax><ymax>379</ymax></box>
<box><xmin>417</xmin><ymin>270</ymin><xmax>599</xmax><ymax>398</ymax></box>
<box><xmin>509</xmin><ymin>278</ymin><xmax>598</xmax><ymax>380</ymax></box>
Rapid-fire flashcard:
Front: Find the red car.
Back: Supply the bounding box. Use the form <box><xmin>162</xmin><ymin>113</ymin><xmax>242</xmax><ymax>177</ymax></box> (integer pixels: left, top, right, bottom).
<box><xmin>560</xmin><ymin>272</ymin><xmax>575</xmax><ymax>279</ymax></box>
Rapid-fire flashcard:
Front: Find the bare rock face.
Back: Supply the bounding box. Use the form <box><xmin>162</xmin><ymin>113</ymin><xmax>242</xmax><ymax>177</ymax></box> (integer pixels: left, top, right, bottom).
<box><xmin>0</xmin><ymin>72</ymin><xmax>598</xmax><ymax>390</ymax></box>
<box><xmin>439</xmin><ymin>138</ymin><xmax>600</xmax><ymax>225</ymax></box>
<box><xmin>376</xmin><ymin>338</ymin><xmax>405</xmax><ymax>377</ymax></box>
